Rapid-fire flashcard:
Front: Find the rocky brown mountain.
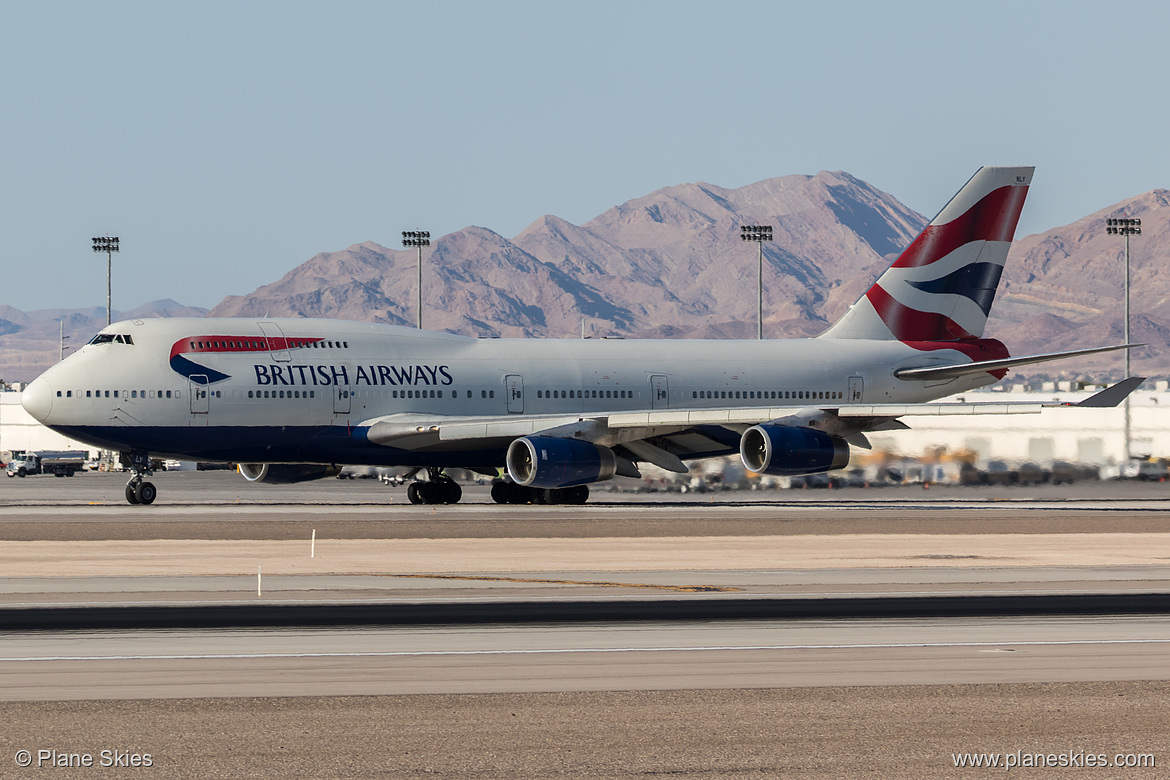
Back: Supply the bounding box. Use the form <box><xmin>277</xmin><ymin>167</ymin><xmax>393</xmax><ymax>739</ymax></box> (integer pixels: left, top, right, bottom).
<box><xmin>989</xmin><ymin>189</ymin><xmax>1170</xmax><ymax>379</ymax></box>
<box><xmin>209</xmin><ymin>171</ymin><xmax>927</xmax><ymax>341</ymax></box>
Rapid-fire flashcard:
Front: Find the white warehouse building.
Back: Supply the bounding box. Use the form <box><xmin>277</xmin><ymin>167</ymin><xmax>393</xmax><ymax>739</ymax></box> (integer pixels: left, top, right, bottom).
<box><xmin>868</xmin><ymin>383</ymin><xmax>1170</xmax><ymax>466</ymax></box>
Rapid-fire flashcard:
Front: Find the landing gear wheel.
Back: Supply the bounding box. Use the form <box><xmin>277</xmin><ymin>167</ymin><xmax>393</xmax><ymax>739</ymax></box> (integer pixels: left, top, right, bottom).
<box><xmin>564</xmin><ymin>485</ymin><xmax>590</xmax><ymax>505</ymax></box>
<box><xmin>440</xmin><ymin>480</ymin><xmax>462</xmax><ymax>504</ymax></box>
<box><xmin>407</xmin><ymin>482</ymin><xmax>424</xmax><ymax>504</ymax></box>
<box><xmin>419</xmin><ymin>481</ymin><xmax>442</xmax><ymax>504</ymax></box>
<box><xmin>135</xmin><ymin>481</ymin><xmax>157</xmax><ymax>505</ymax></box>
<box><xmin>509</xmin><ymin>483</ymin><xmax>531</xmax><ymax>504</ymax></box>
<box><xmin>125</xmin><ymin>483</ymin><xmax>141</xmax><ymax>505</ymax></box>
<box><xmin>491</xmin><ymin>481</ymin><xmax>509</xmax><ymax>504</ymax></box>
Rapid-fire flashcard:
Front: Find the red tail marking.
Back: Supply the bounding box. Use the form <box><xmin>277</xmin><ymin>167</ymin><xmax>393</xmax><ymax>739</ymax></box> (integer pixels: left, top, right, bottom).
<box><xmin>892</xmin><ymin>185</ymin><xmax>1028</xmax><ymax>269</ymax></box>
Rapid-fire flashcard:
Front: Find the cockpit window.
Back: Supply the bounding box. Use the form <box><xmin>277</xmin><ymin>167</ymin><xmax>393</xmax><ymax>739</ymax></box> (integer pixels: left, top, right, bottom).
<box><xmin>87</xmin><ymin>334</ymin><xmax>134</xmax><ymax>345</ymax></box>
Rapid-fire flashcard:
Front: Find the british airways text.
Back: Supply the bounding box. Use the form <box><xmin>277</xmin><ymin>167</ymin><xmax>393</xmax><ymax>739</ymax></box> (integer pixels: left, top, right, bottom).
<box><xmin>253</xmin><ymin>364</ymin><xmax>454</xmax><ymax>387</ymax></box>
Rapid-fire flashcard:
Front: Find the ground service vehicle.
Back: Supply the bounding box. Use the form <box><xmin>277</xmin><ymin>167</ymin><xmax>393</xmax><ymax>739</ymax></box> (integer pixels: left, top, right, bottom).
<box><xmin>6</xmin><ymin>450</ymin><xmax>87</xmax><ymax>478</ymax></box>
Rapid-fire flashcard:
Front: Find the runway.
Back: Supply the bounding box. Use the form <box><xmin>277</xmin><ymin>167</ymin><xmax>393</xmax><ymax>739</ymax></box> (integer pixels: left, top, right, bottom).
<box><xmin>2</xmin><ymin>615</ymin><xmax>1170</xmax><ymax>701</ymax></box>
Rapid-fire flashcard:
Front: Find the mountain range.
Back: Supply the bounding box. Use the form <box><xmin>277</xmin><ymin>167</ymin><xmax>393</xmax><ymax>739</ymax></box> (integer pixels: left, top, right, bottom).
<box><xmin>1</xmin><ymin>172</ymin><xmax>1166</xmax><ymax>384</ymax></box>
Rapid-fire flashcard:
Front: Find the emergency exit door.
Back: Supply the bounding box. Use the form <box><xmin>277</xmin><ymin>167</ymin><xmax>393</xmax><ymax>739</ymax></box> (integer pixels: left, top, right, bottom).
<box><xmin>189</xmin><ymin>376</ymin><xmax>209</xmax><ymax>414</ymax></box>
<box><xmin>505</xmin><ymin>374</ymin><xmax>524</xmax><ymax>413</ymax></box>
<box><xmin>650</xmin><ymin>375</ymin><xmax>669</xmax><ymax>409</ymax></box>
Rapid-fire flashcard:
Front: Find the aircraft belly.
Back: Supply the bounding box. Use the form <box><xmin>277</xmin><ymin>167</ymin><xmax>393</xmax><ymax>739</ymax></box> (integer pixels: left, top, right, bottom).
<box><xmin>48</xmin><ymin>424</ymin><xmax>507</xmax><ymax>468</ymax></box>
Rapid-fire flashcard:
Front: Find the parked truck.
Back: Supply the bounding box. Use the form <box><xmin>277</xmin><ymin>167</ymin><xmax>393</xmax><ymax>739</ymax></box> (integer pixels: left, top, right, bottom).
<box><xmin>6</xmin><ymin>450</ymin><xmax>87</xmax><ymax>478</ymax></box>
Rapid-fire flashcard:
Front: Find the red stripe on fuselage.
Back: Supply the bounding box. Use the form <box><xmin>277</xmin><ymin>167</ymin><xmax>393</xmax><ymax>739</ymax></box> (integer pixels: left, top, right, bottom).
<box><xmin>892</xmin><ymin>184</ymin><xmax>1028</xmax><ymax>269</ymax></box>
<box><xmin>169</xmin><ymin>336</ymin><xmax>324</xmax><ymax>360</ymax></box>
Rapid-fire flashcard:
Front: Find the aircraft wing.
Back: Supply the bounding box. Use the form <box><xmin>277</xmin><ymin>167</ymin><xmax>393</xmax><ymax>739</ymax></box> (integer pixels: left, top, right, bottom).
<box><xmin>360</xmin><ymin>378</ymin><xmax>1144</xmax><ymax>471</ymax></box>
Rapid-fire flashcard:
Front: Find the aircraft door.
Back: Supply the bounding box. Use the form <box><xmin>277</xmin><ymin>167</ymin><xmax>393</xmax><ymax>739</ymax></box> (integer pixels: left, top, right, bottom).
<box><xmin>505</xmin><ymin>374</ymin><xmax>524</xmax><ymax>413</ymax></box>
<box><xmin>650</xmin><ymin>375</ymin><xmax>669</xmax><ymax>409</ymax></box>
<box><xmin>333</xmin><ymin>385</ymin><xmax>351</xmax><ymax>414</ymax></box>
<box><xmin>189</xmin><ymin>376</ymin><xmax>209</xmax><ymax>414</ymax></box>
<box><xmin>848</xmin><ymin>376</ymin><xmax>864</xmax><ymax>403</ymax></box>
<box><xmin>257</xmin><ymin>322</ymin><xmax>291</xmax><ymax>362</ymax></box>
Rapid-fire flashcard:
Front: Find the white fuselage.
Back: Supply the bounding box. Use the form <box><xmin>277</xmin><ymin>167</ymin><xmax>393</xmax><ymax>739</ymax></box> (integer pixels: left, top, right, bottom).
<box><xmin>22</xmin><ymin>317</ymin><xmax>996</xmax><ymax>465</ymax></box>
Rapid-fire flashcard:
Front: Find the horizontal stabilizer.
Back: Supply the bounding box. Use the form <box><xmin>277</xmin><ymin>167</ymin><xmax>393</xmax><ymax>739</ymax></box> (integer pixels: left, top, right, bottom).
<box><xmin>894</xmin><ymin>344</ymin><xmax>1137</xmax><ymax>381</ymax></box>
<box><xmin>1075</xmin><ymin>376</ymin><xmax>1145</xmax><ymax>408</ymax></box>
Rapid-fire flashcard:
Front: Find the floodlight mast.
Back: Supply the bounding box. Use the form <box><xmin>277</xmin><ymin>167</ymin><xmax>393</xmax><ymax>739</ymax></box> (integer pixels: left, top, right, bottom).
<box><xmin>401</xmin><ymin>231</ymin><xmax>431</xmax><ymax>329</ymax></box>
<box><xmin>1105</xmin><ymin>217</ymin><xmax>1141</xmax><ymax>463</ymax></box>
<box><xmin>91</xmin><ymin>236</ymin><xmax>119</xmax><ymax>327</ymax></box>
<box><xmin>740</xmin><ymin>225</ymin><xmax>773</xmax><ymax>339</ymax></box>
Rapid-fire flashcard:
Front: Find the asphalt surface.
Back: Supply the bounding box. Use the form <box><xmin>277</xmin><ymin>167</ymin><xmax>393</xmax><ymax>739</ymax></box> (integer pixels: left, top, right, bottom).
<box><xmin>3</xmin><ymin>615</ymin><xmax>1169</xmax><ymax>700</ymax></box>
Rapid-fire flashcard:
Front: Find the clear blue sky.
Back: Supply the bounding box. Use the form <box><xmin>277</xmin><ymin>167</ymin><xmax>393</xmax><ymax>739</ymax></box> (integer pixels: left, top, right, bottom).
<box><xmin>3</xmin><ymin>0</ymin><xmax>1164</xmax><ymax>312</ymax></box>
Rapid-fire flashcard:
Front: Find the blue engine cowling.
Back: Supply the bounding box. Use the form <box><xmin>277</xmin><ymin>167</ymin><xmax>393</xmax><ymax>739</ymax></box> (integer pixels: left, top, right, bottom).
<box><xmin>739</xmin><ymin>425</ymin><xmax>850</xmax><ymax>476</ymax></box>
<box><xmin>506</xmin><ymin>436</ymin><xmax>618</xmax><ymax>489</ymax></box>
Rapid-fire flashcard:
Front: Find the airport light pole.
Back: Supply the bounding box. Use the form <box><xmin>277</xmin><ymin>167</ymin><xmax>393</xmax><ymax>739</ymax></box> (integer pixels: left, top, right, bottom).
<box><xmin>402</xmin><ymin>231</ymin><xmax>431</xmax><ymax>329</ymax></box>
<box><xmin>58</xmin><ymin>319</ymin><xmax>70</xmax><ymax>362</ymax></box>
<box><xmin>92</xmin><ymin>236</ymin><xmax>119</xmax><ymax>327</ymax></box>
<box><xmin>1106</xmin><ymin>217</ymin><xmax>1141</xmax><ymax>463</ymax></box>
<box><xmin>740</xmin><ymin>225</ymin><xmax>773</xmax><ymax>339</ymax></box>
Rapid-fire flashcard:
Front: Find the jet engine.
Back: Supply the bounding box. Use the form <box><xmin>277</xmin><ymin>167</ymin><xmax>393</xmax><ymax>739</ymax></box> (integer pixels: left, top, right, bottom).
<box><xmin>505</xmin><ymin>436</ymin><xmax>618</xmax><ymax>489</ymax></box>
<box><xmin>739</xmin><ymin>424</ymin><xmax>850</xmax><ymax>476</ymax></box>
<box><xmin>237</xmin><ymin>463</ymin><xmax>341</xmax><ymax>484</ymax></box>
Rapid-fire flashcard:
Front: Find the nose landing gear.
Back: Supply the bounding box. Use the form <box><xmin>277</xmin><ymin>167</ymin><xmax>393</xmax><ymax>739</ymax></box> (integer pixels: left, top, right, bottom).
<box><xmin>124</xmin><ymin>450</ymin><xmax>157</xmax><ymax>505</ymax></box>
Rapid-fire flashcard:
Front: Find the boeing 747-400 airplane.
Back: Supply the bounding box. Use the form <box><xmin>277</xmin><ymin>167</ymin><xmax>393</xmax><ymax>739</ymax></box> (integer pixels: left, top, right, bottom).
<box><xmin>21</xmin><ymin>166</ymin><xmax>1141</xmax><ymax>504</ymax></box>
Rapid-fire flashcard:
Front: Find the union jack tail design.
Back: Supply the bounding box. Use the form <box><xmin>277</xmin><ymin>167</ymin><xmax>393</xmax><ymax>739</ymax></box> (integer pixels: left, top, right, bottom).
<box><xmin>820</xmin><ymin>166</ymin><xmax>1033</xmax><ymax>342</ymax></box>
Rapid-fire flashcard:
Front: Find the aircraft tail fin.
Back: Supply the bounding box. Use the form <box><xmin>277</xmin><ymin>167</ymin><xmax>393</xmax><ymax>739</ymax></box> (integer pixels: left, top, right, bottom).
<box><xmin>820</xmin><ymin>166</ymin><xmax>1034</xmax><ymax>341</ymax></box>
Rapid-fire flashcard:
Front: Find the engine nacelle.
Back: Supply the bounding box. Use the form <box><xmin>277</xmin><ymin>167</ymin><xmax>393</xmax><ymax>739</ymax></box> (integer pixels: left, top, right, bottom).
<box><xmin>506</xmin><ymin>436</ymin><xmax>618</xmax><ymax>489</ymax></box>
<box><xmin>238</xmin><ymin>463</ymin><xmax>341</xmax><ymax>484</ymax></box>
<box><xmin>739</xmin><ymin>424</ymin><xmax>850</xmax><ymax>476</ymax></box>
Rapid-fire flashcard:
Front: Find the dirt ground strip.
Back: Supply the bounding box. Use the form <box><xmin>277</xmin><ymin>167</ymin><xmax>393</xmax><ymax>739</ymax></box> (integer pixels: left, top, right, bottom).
<box><xmin>0</xmin><ymin>682</ymin><xmax>1165</xmax><ymax>779</ymax></box>
<box><xmin>3</xmin><ymin>532</ymin><xmax>1170</xmax><ymax>578</ymax></box>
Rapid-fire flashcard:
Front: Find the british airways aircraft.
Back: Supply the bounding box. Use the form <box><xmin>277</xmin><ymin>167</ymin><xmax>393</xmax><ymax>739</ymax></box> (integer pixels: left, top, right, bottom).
<box><xmin>20</xmin><ymin>166</ymin><xmax>1139</xmax><ymax>505</ymax></box>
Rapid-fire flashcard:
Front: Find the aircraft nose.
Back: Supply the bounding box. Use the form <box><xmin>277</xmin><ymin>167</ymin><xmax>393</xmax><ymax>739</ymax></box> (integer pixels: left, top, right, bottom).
<box><xmin>21</xmin><ymin>377</ymin><xmax>53</xmax><ymax>423</ymax></box>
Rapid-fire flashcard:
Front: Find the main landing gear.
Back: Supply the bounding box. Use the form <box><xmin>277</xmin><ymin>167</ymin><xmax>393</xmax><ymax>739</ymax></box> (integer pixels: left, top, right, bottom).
<box><xmin>124</xmin><ymin>450</ymin><xmax>157</xmax><ymax>506</ymax></box>
<box><xmin>406</xmin><ymin>468</ymin><xmax>463</xmax><ymax>505</ymax></box>
<box><xmin>490</xmin><ymin>481</ymin><xmax>589</xmax><ymax>505</ymax></box>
